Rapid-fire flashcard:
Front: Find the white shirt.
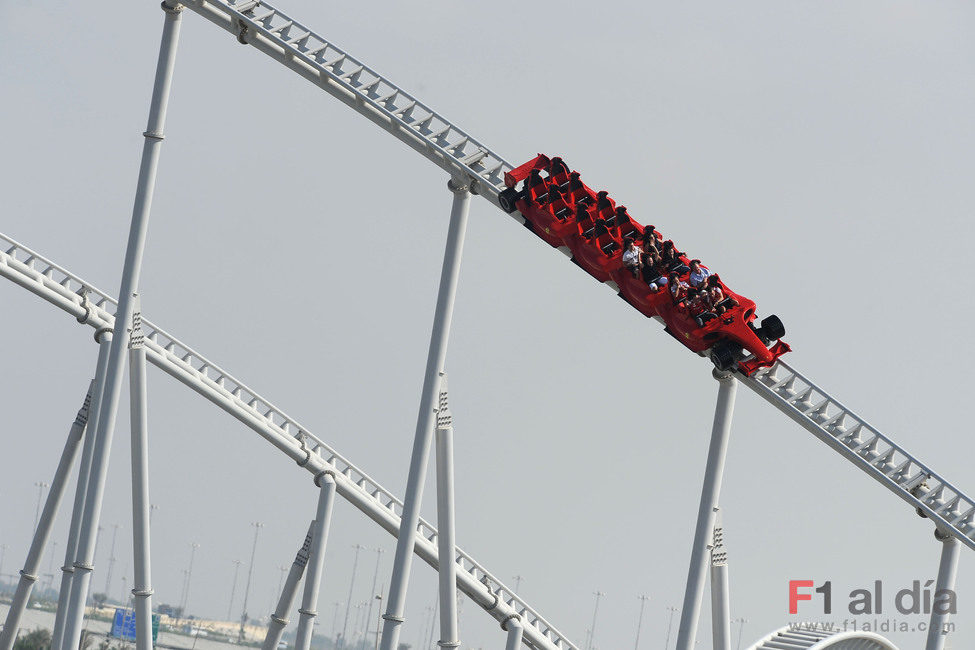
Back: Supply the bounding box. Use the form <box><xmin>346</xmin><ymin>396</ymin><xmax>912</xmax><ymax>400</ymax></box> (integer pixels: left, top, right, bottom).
<box><xmin>689</xmin><ymin>266</ymin><xmax>710</xmax><ymax>287</ymax></box>
<box><xmin>622</xmin><ymin>246</ymin><xmax>641</xmax><ymax>267</ymax></box>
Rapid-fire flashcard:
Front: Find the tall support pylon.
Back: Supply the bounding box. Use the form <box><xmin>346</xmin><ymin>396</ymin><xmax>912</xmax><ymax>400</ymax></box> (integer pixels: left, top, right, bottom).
<box><xmin>262</xmin><ymin>523</ymin><xmax>314</xmax><ymax>650</ymax></box>
<box><xmin>434</xmin><ymin>375</ymin><xmax>459</xmax><ymax>649</ymax></box>
<box><xmin>60</xmin><ymin>5</ymin><xmax>183</xmax><ymax>650</ymax></box>
<box><xmin>52</xmin><ymin>331</ymin><xmax>113</xmax><ymax>650</ymax></box>
<box><xmin>709</xmin><ymin>511</ymin><xmax>730</xmax><ymax>650</ymax></box>
<box><xmin>128</xmin><ymin>304</ymin><xmax>155</xmax><ymax>650</ymax></box>
<box><xmin>295</xmin><ymin>473</ymin><xmax>338</xmax><ymax>650</ymax></box>
<box><xmin>676</xmin><ymin>370</ymin><xmax>737</xmax><ymax>650</ymax></box>
<box><xmin>502</xmin><ymin>615</ymin><xmax>524</xmax><ymax>650</ymax></box>
<box><xmin>925</xmin><ymin>529</ymin><xmax>960</xmax><ymax>650</ymax></box>
<box><xmin>0</xmin><ymin>383</ymin><xmax>95</xmax><ymax>650</ymax></box>
<box><xmin>380</xmin><ymin>178</ymin><xmax>471</xmax><ymax>650</ymax></box>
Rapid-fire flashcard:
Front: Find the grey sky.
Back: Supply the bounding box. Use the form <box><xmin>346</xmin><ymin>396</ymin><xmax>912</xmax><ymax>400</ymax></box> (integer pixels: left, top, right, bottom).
<box><xmin>2</xmin><ymin>1</ymin><xmax>974</xmax><ymax>649</ymax></box>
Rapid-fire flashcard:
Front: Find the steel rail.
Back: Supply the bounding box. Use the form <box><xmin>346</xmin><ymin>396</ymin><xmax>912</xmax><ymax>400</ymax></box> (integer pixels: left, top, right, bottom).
<box><xmin>0</xmin><ymin>232</ymin><xmax>576</xmax><ymax>650</ymax></box>
<box><xmin>740</xmin><ymin>362</ymin><xmax>975</xmax><ymax>551</ymax></box>
<box><xmin>177</xmin><ymin>0</ymin><xmax>517</xmax><ymax>213</ymax></box>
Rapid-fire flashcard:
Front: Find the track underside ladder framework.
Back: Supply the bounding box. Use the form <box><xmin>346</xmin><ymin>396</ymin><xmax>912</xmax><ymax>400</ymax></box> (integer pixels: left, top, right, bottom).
<box><xmin>2</xmin><ymin>0</ymin><xmax>974</xmax><ymax>647</ymax></box>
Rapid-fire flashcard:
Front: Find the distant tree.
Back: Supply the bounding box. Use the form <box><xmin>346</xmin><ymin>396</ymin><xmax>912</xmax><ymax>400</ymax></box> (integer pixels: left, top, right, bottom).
<box><xmin>92</xmin><ymin>593</ymin><xmax>108</xmax><ymax>607</ymax></box>
<box><xmin>13</xmin><ymin>627</ymin><xmax>50</xmax><ymax>650</ymax></box>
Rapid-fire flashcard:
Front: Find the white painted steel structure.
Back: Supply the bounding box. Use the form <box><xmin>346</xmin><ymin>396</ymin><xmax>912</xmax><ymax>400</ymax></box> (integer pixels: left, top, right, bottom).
<box><xmin>1</xmin><ymin>0</ymin><xmax>972</xmax><ymax>649</ymax></box>
<box><xmin>0</xmin><ymin>233</ymin><xmax>580</xmax><ymax>650</ymax></box>
<box><xmin>746</xmin><ymin>625</ymin><xmax>899</xmax><ymax>650</ymax></box>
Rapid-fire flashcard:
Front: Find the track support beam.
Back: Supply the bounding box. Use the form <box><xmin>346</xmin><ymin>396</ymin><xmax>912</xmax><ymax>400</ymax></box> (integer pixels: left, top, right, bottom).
<box><xmin>676</xmin><ymin>370</ymin><xmax>737</xmax><ymax>650</ymax></box>
<box><xmin>380</xmin><ymin>179</ymin><xmax>471</xmax><ymax>650</ymax></box>
<box><xmin>295</xmin><ymin>473</ymin><xmax>337</xmax><ymax>650</ymax></box>
<box><xmin>709</xmin><ymin>511</ymin><xmax>730</xmax><ymax>650</ymax></box>
<box><xmin>60</xmin><ymin>6</ymin><xmax>183</xmax><ymax>650</ymax></box>
<box><xmin>51</xmin><ymin>333</ymin><xmax>112</xmax><ymax>650</ymax></box>
<box><xmin>435</xmin><ymin>376</ymin><xmax>459</xmax><ymax>649</ymax></box>
<box><xmin>0</xmin><ymin>383</ymin><xmax>94</xmax><ymax>650</ymax></box>
<box><xmin>263</xmin><ymin>523</ymin><xmax>314</xmax><ymax>650</ymax></box>
<box><xmin>925</xmin><ymin>530</ymin><xmax>959</xmax><ymax>650</ymax></box>
<box><xmin>128</xmin><ymin>304</ymin><xmax>155</xmax><ymax>650</ymax></box>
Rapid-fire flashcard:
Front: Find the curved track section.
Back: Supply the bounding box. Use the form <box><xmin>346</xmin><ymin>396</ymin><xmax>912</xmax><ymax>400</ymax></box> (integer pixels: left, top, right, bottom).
<box><xmin>0</xmin><ymin>232</ymin><xmax>577</xmax><ymax>650</ymax></box>
<box><xmin>747</xmin><ymin>625</ymin><xmax>898</xmax><ymax>650</ymax></box>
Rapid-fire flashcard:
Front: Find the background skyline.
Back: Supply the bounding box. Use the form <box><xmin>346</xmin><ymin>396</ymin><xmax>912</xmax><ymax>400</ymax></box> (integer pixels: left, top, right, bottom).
<box><xmin>2</xmin><ymin>1</ymin><xmax>974</xmax><ymax>648</ymax></box>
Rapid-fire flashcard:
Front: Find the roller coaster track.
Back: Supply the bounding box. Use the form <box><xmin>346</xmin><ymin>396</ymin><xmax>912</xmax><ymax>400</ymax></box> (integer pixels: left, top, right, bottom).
<box><xmin>0</xmin><ymin>232</ymin><xmax>578</xmax><ymax>650</ymax></box>
<box><xmin>3</xmin><ymin>1</ymin><xmax>972</xmax><ymax>648</ymax></box>
<box><xmin>171</xmin><ymin>0</ymin><xmax>975</xmax><ymax>553</ymax></box>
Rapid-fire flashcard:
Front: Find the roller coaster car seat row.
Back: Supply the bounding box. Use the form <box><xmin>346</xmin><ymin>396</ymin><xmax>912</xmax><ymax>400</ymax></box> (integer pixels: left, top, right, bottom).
<box><xmin>499</xmin><ymin>154</ymin><xmax>791</xmax><ymax>375</ymax></box>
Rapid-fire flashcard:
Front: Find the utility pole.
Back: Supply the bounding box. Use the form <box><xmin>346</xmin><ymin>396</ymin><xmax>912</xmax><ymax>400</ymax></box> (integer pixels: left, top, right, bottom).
<box><xmin>634</xmin><ymin>595</ymin><xmax>649</xmax><ymax>650</ymax></box>
<box><xmin>513</xmin><ymin>575</ymin><xmax>524</xmax><ymax>594</ymax></box>
<box><xmin>339</xmin><ymin>545</ymin><xmax>363</xmax><ymax>650</ymax></box>
<box><xmin>239</xmin><ymin>522</ymin><xmax>264</xmax><ymax>642</ymax></box>
<box><xmin>227</xmin><ymin>559</ymin><xmax>243</xmax><ymax>621</ymax></box>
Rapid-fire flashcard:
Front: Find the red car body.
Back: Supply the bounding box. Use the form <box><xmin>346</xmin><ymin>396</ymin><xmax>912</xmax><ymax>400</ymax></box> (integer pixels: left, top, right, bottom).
<box><xmin>503</xmin><ymin>154</ymin><xmax>789</xmax><ymax>375</ymax></box>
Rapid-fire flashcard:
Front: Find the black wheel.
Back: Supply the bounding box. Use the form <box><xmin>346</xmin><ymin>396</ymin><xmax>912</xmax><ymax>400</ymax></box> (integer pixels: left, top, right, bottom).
<box><xmin>760</xmin><ymin>314</ymin><xmax>785</xmax><ymax>340</ymax></box>
<box><xmin>498</xmin><ymin>188</ymin><xmax>519</xmax><ymax>214</ymax></box>
<box><xmin>748</xmin><ymin>320</ymin><xmax>770</xmax><ymax>344</ymax></box>
<box><xmin>709</xmin><ymin>342</ymin><xmax>738</xmax><ymax>372</ymax></box>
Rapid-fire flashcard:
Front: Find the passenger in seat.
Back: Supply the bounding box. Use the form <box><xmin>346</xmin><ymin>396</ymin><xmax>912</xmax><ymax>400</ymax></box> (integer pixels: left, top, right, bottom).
<box><xmin>688</xmin><ymin>260</ymin><xmax>711</xmax><ymax>287</ymax></box>
<box><xmin>706</xmin><ymin>275</ymin><xmax>738</xmax><ymax>314</ymax></box>
<box><xmin>621</xmin><ymin>238</ymin><xmax>643</xmax><ymax>278</ymax></box>
<box><xmin>642</xmin><ymin>225</ymin><xmax>663</xmax><ymax>253</ymax></box>
<box><xmin>669</xmin><ymin>271</ymin><xmax>689</xmax><ymax>302</ymax></box>
<box><xmin>642</xmin><ymin>250</ymin><xmax>668</xmax><ymax>291</ymax></box>
<box><xmin>662</xmin><ymin>241</ymin><xmax>689</xmax><ymax>274</ymax></box>
<box><xmin>686</xmin><ymin>287</ymin><xmax>718</xmax><ymax>327</ymax></box>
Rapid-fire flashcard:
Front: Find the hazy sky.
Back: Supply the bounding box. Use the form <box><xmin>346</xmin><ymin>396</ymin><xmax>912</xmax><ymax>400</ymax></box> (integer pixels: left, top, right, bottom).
<box><xmin>2</xmin><ymin>1</ymin><xmax>974</xmax><ymax>649</ymax></box>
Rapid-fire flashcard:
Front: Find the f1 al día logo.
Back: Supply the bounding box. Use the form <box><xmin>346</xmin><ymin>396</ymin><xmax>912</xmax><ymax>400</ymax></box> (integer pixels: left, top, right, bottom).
<box><xmin>789</xmin><ymin>580</ymin><xmax>956</xmax><ymax>616</ymax></box>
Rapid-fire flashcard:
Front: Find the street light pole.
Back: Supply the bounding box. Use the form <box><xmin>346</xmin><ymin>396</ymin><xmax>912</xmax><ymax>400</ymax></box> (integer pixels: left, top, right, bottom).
<box><xmin>361</xmin><ymin>549</ymin><xmax>384</xmax><ymax>650</ymax></box>
<box><xmin>585</xmin><ymin>591</ymin><xmax>604</xmax><ymax>650</ymax></box>
<box><xmin>227</xmin><ymin>560</ymin><xmax>243</xmax><ymax>622</ymax></box>
<box><xmin>239</xmin><ymin>523</ymin><xmax>264</xmax><ymax>642</ymax></box>
<box><xmin>633</xmin><ymin>595</ymin><xmax>649</xmax><ymax>650</ymax></box>
<box><xmin>103</xmin><ymin>523</ymin><xmax>120</xmax><ymax>599</ymax></box>
<box><xmin>733</xmin><ymin>618</ymin><xmax>747</xmax><ymax>650</ymax></box>
<box><xmin>181</xmin><ymin>542</ymin><xmax>200</xmax><ymax>618</ymax></box>
<box><xmin>665</xmin><ymin>607</ymin><xmax>679</xmax><ymax>650</ymax></box>
<box><xmin>340</xmin><ymin>545</ymin><xmax>363</xmax><ymax>650</ymax></box>
<box><xmin>33</xmin><ymin>482</ymin><xmax>50</xmax><ymax>531</ymax></box>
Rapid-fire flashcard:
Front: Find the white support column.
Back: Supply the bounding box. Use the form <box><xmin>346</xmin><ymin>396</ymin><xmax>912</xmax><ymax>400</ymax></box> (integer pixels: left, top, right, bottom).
<box><xmin>0</xmin><ymin>383</ymin><xmax>95</xmax><ymax>650</ymax></box>
<box><xmin>925</xmin><ymin>530</ymin><xmax>960</xmax><ymax>650</ymax></box>
<box><xmin>709</xmin><ymin>511</ymin><xmax>730</xmax><ymax>650</ymax></box>
<box><xmin>435</xmin><ymin>375</ymin><xmax>459</xmax><ymax>650</ymax></box>
<box><xmin>52</xmin><ymin>331</ymin><xmax>112</xmax><ymax>650</ymax></box>
<box><xmin>380</xmin><ymin>179</ymin><xmax>471</xmax><ymax>650</ymax></box>
<box><xmin>60</xmin><ymin>6</ymin><xmax>183</xmax><ymax>650</ymax></box>
<box><xmin>128</xmin><ymin>304</ymin><xmax>155</xmax><ymax>650</ymax></box>
<box><xmin>263</xmin><ymin>523</ymin><xmax>314</xmax><ymax>650</ymax></box>
<box><xmin>676</xmin><ymin>370</ymin><xmax>737</xmax><ymax>650</ymax></box>
<box><xmin>501</xmin><ymin>615</ymin><xmax>523</xmax><ymax>650</ymax></box>
<box><xmin>295</xmin><ymin>472</ymin><xmax>337</xmax><ymax>650</ymax></box>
